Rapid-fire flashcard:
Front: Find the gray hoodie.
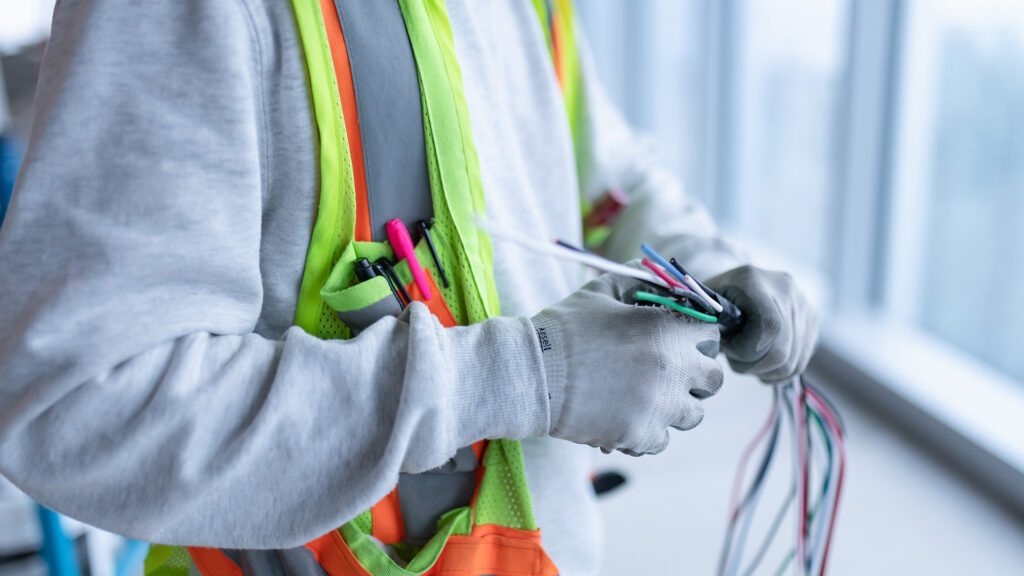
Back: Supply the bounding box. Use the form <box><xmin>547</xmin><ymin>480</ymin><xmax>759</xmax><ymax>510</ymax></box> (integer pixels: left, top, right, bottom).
<box><xmin>0</xmin><ymin>1</ymin><xmax>741</xmax><ymax>574</ymax></box>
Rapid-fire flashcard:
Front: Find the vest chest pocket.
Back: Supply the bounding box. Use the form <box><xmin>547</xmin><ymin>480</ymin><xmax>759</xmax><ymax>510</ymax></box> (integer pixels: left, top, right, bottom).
<box><xmin>322</xmin><ymin>241</ymin><xmax>458</xmax><ymax>337</ymax></box>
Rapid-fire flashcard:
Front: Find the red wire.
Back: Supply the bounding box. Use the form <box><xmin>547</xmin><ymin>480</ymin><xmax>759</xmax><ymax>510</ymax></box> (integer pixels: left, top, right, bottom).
<box><xmin>728</xmin><ymin>390</ymin><xmax>779</xmax><ymax>519</ymax></box>
<box><xmin>641</xmin><ymin>258</ymin><xmax>687</xmax><ymax>290</ymax></box>
<box><xmin>806</xmin><ymin>387</ymin><xmax>846</xmax><ymax>576</ymax></box>
<box><xmin>796</xmin><ymin>385</ymin><xmax>809</xmax><ymax>572</ymax></box>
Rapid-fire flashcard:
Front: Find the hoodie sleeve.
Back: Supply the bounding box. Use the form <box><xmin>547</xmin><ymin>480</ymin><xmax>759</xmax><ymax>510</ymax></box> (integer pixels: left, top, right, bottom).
<box><xmin>572</xmin><ymin>23</ymin><xmax>747</xmax><ymax>280</ymax></box>
<box><xmin>0</xmin><ymin>0</ymin><xmax>550</xmax><ymax>549</ymax></box>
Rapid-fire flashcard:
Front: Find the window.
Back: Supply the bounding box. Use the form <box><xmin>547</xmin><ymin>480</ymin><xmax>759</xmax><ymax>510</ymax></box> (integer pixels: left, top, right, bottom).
<box><xmin>887</xmin><ymin>0</ymin><xmax>1024</xmax><ymax>384</ymax></box>
<box><xmin>575</xmin><ymin>0</ymin><xmax>711</xmax><ymax>206</ymax></box>
<box><xmin>577</xmin><ymin>0</ymin><xmax>1024</xmax><ymax>510</ymax></box>
<box><xmin>729</xmin><ymin>0</ymin><xmax>848</xmax><ymax>270</ymax></box>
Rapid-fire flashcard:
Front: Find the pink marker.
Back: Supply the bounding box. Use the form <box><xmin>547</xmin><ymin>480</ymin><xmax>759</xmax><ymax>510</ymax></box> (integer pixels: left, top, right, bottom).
<box><xmin>386</xmin><ymin>219</ymin><xmax>431</xmax><ymax>301</ymax></box>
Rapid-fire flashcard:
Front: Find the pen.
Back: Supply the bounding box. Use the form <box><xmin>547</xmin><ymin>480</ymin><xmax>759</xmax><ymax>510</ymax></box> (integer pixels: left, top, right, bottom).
<box><xmin>376</xmin><ymin>258</ymin><xmax>411</xmax><ymax>307</ymax></box>
<box><xmin>387</xmin><ymin>219</ymin><xmax>431</xmax><ymax>300</ymax></box>
<box><xmin>417</xmin><ymin>220</ymin><xmax>449</xmax><ymax>289</ymax></box>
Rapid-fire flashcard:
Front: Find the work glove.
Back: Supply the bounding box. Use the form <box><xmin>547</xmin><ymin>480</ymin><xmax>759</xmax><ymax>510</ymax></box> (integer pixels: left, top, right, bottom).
<box><xmin>530</xmin><ymin>267</ymin><xmax>724</xmax><ymax>456</ymax></box>
<box><xmin>704</xmin><ymin>265</ymin><xmax>818</xmax><ymax>384</ymax></box>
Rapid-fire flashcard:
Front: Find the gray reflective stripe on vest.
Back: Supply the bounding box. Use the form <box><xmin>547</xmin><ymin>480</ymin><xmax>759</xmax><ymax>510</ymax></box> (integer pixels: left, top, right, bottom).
<box><xmin>335</xmin><ymin>293</ymin><xmax>403</xmax><ymax>335</ymax></box>
<box><xmin>334</xmin><ymin>0</ymin><xmax>433</xmax><ymax>241</ymax></box>
<box><xmin>397</xmin><ymin>445</ymin><xmax>479</xmax><ymax>547</ymax></box>
<box><xmin>217</xmin><ymin>546</ymin><xmax>330</xmax><ymax>576</ymax></box>
<box><xmin>335</xmin><ymin>0</ymin><xmax>478</xmax><ymax>550</ymax></box>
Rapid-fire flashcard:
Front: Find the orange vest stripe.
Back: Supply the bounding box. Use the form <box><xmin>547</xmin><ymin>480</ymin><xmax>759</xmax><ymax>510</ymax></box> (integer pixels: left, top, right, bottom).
<box><xmin>188</xmin><ymin>549</ymin><xmax>242</xmax><ymax>576</ymax></box>
<box><xmin>368</xmin><ymin>486</ymin><xmax>404</xmax><ymax>545</ymax></box>
<box><xmin>305</xmin><ymin>531</ymin><xmax>373</xmax><ymax>576</ymax></box>
<box><xmin>319</xmin><ymin>0</ymin><xmax>372</xmax><ymax>243</ymax></box>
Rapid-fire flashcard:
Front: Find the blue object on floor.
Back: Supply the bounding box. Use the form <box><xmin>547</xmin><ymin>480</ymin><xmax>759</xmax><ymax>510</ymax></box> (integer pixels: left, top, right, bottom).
<box><xmin>114</xmin><ymin>540</ymin><xmax>150</xmax><ymax>576</ymax></box>
<box><xmin>37</xmin><ymin>506</ymin><xmax>81</xmax><ymax>576</ymax></box>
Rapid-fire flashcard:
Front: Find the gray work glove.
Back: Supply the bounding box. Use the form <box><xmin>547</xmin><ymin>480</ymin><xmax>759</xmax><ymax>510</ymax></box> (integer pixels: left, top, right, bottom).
<box><xmin>705</xmin><ymin>265</ymin><xmax>819</xmax><ymax>383</ymax></box>
<box><xmin>530</xmin><ymin>267</ymin><xmax>724</xmax><ymax>456</ymax></box>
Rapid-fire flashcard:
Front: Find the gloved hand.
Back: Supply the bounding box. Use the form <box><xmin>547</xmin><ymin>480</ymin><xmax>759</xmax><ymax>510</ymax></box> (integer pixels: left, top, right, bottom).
<box><xmin>530</xmin><ymin>267</ymin><xmax>723</xmax><ymax>456</ymax></box>
<box><xmin>704</xmin><ymin>265</ymin><xmax>818</xmax><ymax>383</ymax></box>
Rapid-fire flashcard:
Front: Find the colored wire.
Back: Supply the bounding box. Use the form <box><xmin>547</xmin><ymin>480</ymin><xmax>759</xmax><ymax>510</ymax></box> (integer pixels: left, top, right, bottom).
<box><xmin>804</xmin><ymin>402</ymin><xmax>834</xmax><ymax>575</ymax></box>
<box><xmin>640</xmin><ymin>242</ymin><xmax>687</xmax><ymax>284</ymax></box>
<box><xmin>741</xmin><ymin>485</ymin><xmax>795</xmax><ymax>576</ymax></box>
<box><xmin>677</xmin><ymin>289</ymin><xmax>718</xmax><ymax>316</ymax></box>
<box><xmin>641</xmin><ymin>258</ymin><xmax>686</xmax><ymax>289</ymax></box>
<box><xmin>794</xmin><ymin>381</ymin><xmax>809</xmax><ymax>576</ymax></box>
<box><xmin>482</xmin><ymin>218</ymin><xmax>677</xmax><ymax>291</ymax></box>
<box><xmin>634</xmin><ymin>291</ymin><xmax>717</xmax><ymax>323</ymax></box>
<box><xmin>553</xmin><ymin>237</ymin><xmax>585</xmax><ymax>253</ymax></box>
<box><xmin>718</xmin><ymin>391</ymin><xmax>783</xmax><ymax>576</ymax></box>
<box><xmin>670</xmin><ymin>257</ymin><xmax>721</xmax><ymax>302</ymax></box>
<box><xmin>739</xmin><ymin>385</ymin><xmax>800</xmax><ymax>576</ymax></box>
<box><xmin>728</xmin><ymin>391</ymin><xmax>780</xmax><ymax>519</ymax></box>
<box><xmin>666</xmin><ymin>257</ymin><xmax>726</xmax><ymax>314</ymax></box>
<box><xmin>641</xmin><ymin>243</ymin><xmax>723</xmax><ymax>313</ymax></box>
<box><xmin>806</xmin><ymin>386</ymin><xmax>846</xmax><ymax>576</ymax></box>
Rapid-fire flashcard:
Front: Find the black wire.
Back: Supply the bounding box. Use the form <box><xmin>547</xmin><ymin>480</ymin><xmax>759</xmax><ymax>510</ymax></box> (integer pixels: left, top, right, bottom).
<box><xmin>802</xmin><ymin>378</ymin><xmax>846</xmax><ymax>434</ymax></box>
<box><xmin>717</xmin><ymin>389</ymin><xmax>783</xmax><ymax>576</ymax></box>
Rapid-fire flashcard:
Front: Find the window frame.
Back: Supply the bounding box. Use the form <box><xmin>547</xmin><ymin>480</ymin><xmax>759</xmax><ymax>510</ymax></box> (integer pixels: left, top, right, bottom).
<box><xmin>820</xmin><ymin>0</ymin><xmax>1024</xmax><ymax>515</ymax></box>
<box><xmin>575</xmin><ymin>0</ymin><xmax>1024</xmax><ymax>515</ymax></box>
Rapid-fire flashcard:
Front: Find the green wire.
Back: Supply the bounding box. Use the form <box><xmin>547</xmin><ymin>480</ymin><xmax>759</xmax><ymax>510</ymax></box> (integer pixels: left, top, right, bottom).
<box><xmin>634</xmin><ymin>291</ymin><xmax>718</xmax><ymax>323</ymax></box>
<box><xmin>773</xmin><ymin>550</ymin><xmax>795</xmax><ymax>576</ymax></box>
<box><xmin>769</xmin><ymin>407</ymin><xmax>834</xmax><ymax>576</ymax></box>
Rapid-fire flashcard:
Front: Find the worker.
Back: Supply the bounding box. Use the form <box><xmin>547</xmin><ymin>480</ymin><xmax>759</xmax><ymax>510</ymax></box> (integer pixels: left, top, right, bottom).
<box><xmin>0</xmin><ymin>1</ymin><xmax>818</xmax><ymax>575</ymax></box>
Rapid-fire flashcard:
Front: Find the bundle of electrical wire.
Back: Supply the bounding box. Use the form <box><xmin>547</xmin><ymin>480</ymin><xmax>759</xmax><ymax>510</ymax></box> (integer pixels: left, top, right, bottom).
<box><xmin>480</xmin><ymin>219</ymin><xmax>844</xmax><ymax>573</ymax></box>
<box><xmin>717</xmin><ymin>378</ymin><xmax>846</xmax><ymax>576</ymax></box>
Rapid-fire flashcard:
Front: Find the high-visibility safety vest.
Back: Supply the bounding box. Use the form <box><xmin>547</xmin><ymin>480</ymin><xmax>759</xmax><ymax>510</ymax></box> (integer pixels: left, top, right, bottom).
<box><xmin>144</xmin><ymin>1</ymin><xmax>581</xmax><ymax>574</ymax></box>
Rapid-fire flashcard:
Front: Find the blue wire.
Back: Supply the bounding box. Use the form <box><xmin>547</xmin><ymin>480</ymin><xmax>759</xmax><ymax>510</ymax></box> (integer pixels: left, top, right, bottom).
<box><xmin>640</xmin><ymin>243</ymin><xmax>688</xmax><ymax>285</ymax></box>
<box><xmin>722</xmin><ymin>392</ymin><xmax>783</xmax><ymax>576</ymax></box>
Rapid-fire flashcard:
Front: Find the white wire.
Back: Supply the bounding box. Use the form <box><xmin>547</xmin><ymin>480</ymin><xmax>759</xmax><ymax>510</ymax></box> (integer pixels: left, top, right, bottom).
<box><xmin>682</xmin><ymin>274</ymin><xmax>724</xmax><ymax>313</ymax></box>
<box><xmin>724</xmin><ymin>394</ymin><xmax>782</xmax><ymax>576</ymax></box>
<box><xmin>790</xmin><ymin>379</ymin><xmax>809</xmax><ymax>576</ymax></box>
<box><xmin>480</xmin><ymin>217</ymin><xmax>690</xmax><ymax>295</ymax></box>
<box><xmin>806</xmin><ymin>393</ymin><xmax>840</xmax><ymax>576</ymax></box>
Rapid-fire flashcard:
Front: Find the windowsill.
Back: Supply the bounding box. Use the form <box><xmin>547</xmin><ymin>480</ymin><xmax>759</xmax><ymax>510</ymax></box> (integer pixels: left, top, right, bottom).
<box><xmin>814</xmin><ymin>315</ymin><xmax>1024</xmax><ymax>514</ymax></box>
<box><xmin>721</xmin><ymin>227</ymin><xmax>1024</xmax><ymax>516</ymax></box>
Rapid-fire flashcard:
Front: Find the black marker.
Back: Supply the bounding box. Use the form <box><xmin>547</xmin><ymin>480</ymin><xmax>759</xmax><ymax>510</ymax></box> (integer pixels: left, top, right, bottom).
<box><xmin>354</xmin><ymin>258</ymin><xmax>378</xmax><ymax>282</ymax></box>
<box><xmin>417</xmin><ymin>220</ymin><xmax>449</xmax><ymax>288</ymax></box>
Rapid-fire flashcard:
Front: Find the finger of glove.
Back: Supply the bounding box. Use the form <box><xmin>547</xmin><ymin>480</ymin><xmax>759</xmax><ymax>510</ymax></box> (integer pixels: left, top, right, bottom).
<box><xmin>670</xmin><ymin>399</ymin><xmax>705</xmax><ymax>431</ymax></box>
<box><xmin>628</xmin><ymin>429</ymin><xmax>670</xmax><ymax>456</ymax></box>
<box><xmin>689</xmin><ymin>352</ymin><xmax>725</xmax><ymax>400</ymax></box>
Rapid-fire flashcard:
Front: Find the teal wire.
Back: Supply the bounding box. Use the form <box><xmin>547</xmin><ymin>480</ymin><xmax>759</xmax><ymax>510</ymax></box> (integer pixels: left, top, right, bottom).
<box><xmin>768</xmin><ymin>404</ymin><xmax>835</xmax><ymax>576</ymax></box>
<box><xmin>634</xmin><ymin>291</ymin><xmax>718</xmax><ymax>323</ymax></box>
<box><xmin>773</xmin><ymin>550</ymin><xmax>795</xmax><ymax>576</ymax></box>
<box><xmin>806</xmin><ymin>405</ymin><xmax>835</xmax><ymax>572</ymax></box>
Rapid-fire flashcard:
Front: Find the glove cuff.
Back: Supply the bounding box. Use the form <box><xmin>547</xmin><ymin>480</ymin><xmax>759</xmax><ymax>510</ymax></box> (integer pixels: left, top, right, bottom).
<box><xmin>443</xmin><ymin>315</ymin><xmax>552</xmax><ymax>445</ymax></box>
<box><xmin>528</xmin><ymin>310</ymin><xmax>567</xmax><ymax>433</ymax></box>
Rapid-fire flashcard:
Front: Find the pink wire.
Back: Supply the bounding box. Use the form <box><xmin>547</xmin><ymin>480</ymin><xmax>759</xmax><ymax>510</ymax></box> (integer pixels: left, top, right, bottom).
<box><xmin>641</xmin><ymin>258</ymin><xmax>687</xmax><ymax>290</ymax></box>
<box><xmin>806</xmin><ymin>386</ymin><xmax>846</xmax><ymax>576</ymax></box>
<box><xmin>727</xmin><ymin>391</ymin><xmax>779</xmax><ymax>519</ymax></box>
<box><xmin>797</xmin><ymin>384</ymin><xmax>809</xmax><ymax>572</ymax></box>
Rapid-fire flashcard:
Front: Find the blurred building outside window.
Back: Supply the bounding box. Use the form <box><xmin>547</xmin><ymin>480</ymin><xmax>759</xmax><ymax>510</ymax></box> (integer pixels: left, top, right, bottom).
<box><xmin>731</xmin><ymin>0</ymin><xmax>847</xmax><ymax>272</ymax></box>
<box><xmin>886</xmin><ymin>0</ymin><xmax>1024</xmax><ymax>385</ymax></box>
<box><xmin>576</xmin><ymin>0</ymin><xmax>1024</xmax><ymax>487</ymax></box>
